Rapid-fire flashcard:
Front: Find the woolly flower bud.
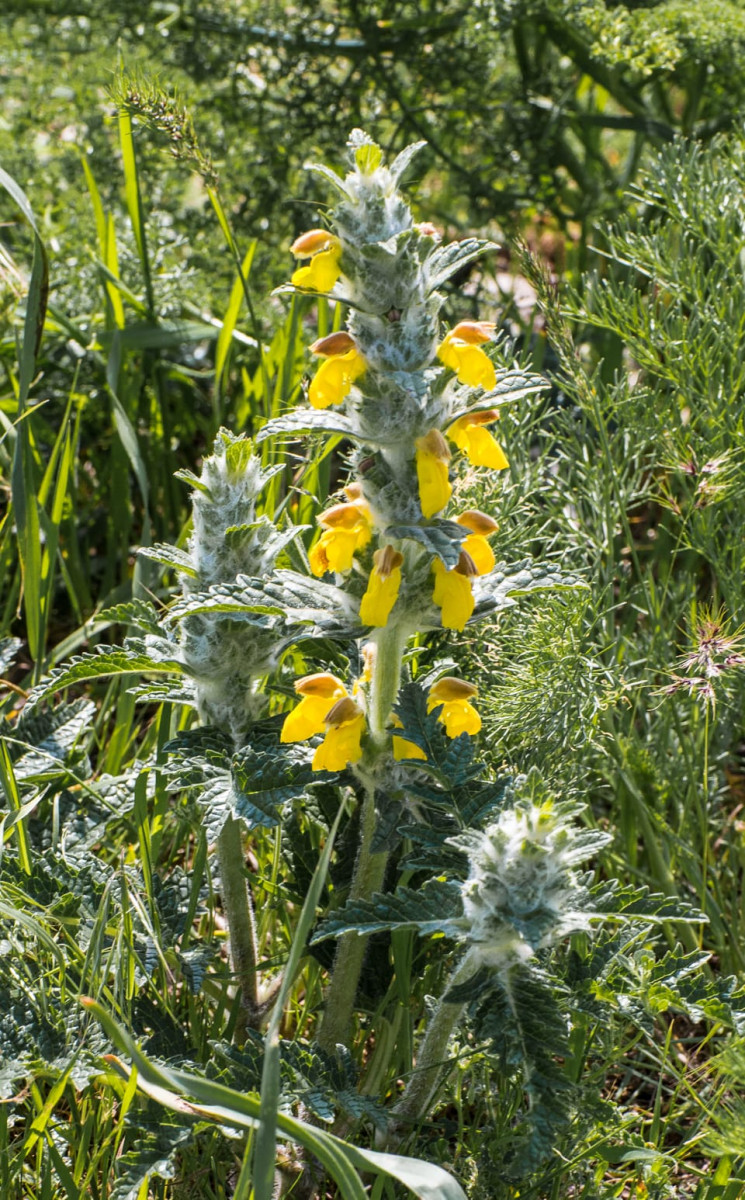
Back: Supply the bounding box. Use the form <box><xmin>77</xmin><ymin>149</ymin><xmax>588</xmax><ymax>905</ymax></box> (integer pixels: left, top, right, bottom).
<box><xmin>459</xmin><ymin>794</ymin><xmax>608</xmax><ymax>971</ymax></box>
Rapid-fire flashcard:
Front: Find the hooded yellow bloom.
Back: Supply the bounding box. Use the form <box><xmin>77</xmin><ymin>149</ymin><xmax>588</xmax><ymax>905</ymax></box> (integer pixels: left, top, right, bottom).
<box><xmin>359</xmin><ymin>546</ymin><xmax>403</xmax><ymax>627</ymax></box>
<box><xmin>432</xmin><ymin>511</ymin><xmax>498</xmax><ymax>628</ymax></box>
<box><xmin>457</xmin><ymin>510</ymin><xmax>498</xmax><ymax>574</ymax></box>
<box><xmin>281</xmin><ymin>672</ymin><xmax>347</xmax><ymax>743</ymax></box>
<box><xmin>312</xmin><ymin>697</ymin><xmax>366</xmax><ymax>771</ymax></box>
<box><xmin>291</xmin><ymin>229</ymin><xmax>343</xmax><ymax>292</ymax></box>
<box><xmin>415</xmin><ymin>429</ymin><xmax>452</xmax><ymax>518</ymax></box>
<box><xmin>427</xmin><ymin>676</ymin><xmax>481</xmax><ymax>738</ymax></box>
<box><xmin>447</xmin><ymin>408</ymin><xmax>509</xmax><ymax>470</ymax></box>
<box><xmin>438</xmin><ymin>321</ymin><xmax>496</xmax><ymax>391</ymax></box>
<box><xmin>391</xmin><ymin>715</ymin><xmax>427</xmax><ymax>761</ymax></box>
<box><xmin>309</xmin><ymin>499</ymin><xmax>373</xmax><ymax>576</ymax></box>
<box><xmin>432</xmin><ymin>555</ymin><xmax>476</xmax><ymax>630</ymax></box>
<box><xmin>308</xmin><ymin>332</ymin><xmax>366</xmax><ymax>409</ymax></box>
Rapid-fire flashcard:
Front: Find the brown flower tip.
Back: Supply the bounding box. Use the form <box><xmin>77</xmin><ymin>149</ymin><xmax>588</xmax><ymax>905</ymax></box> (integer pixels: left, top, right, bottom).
<box><xmin>324</xmin><ymin>696</ymin><xmax>364</xmax><ymax>727</ymax></box>
<box><xmin>373</xmin><ymin>545</ymin><xmax>404</xmax><ymax>578</ymax></box>
<box><xmin>295</xmin><ymin>673</ymin><xmax>345</xmax><ymax>697</ymax></box>
<box><xmin>454</xmin><ymin>550</ymin><xmax>478</xmax><ymax>577</ymax></box>
<box><xmin>457</xmin><ymin>510</ymin><xmax>499</xmax><ymax>535</ymax></box>
<box><xmin>291</xmin><ymin>229</ymin><xmax>337</xmax><ymax>257</ymax></box>
<box><xmin>309</xmin><ymin>331</ymin><xmax>357</xmax><ymax>357</ymax></box>
<box><xmin>449</xmin><ymin>321</ymin><xmax>496</xmax><ymax>345</ymax></box>
<box><xmin>416</xmin><ymin>428</ymin><xmax>452</xmax><ymax>461</ymax></box>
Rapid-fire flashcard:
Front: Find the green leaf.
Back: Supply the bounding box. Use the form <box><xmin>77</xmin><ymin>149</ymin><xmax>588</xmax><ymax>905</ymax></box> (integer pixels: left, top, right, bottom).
<box><xmin>137</xmin><ymin>544</ymin><xmax>198</xmax><ymax>578</ymax></box>
<box><xmin>426</xmin><ymin>239</ymin><xmax>498</xmax><ymax>293</ymax></box>
<box><xmin>473</xmin><ymin>560</ymin><xmax>587</xmax><ymax>619</ymax></box>
<box><xmin>389</xmin><ymin>140</ymin><xmax>427</xmax><ymax>184</ymax></box>
<box><xmin>257</xmin><ymin>408</ymin><xmax>360</xmax><ymax>442</ymax></box>
<box><xmin>384</xmin><ymin>519</ymin><xmax>467</xmax><ymax>568</ymax></box>
<box><xmin>311</xmin><ymin>879</ymin><xmax>462</xmax><ymax>943</ymax></box>
<box><xmin>25</xmin><ymin>645</ymin><xmax>185</xmax><ymax>711</ymax></box>
<box><xmin>449</xmin><ymin>367</ymin><xmax>548</xmax><ymax>419</ymax></box>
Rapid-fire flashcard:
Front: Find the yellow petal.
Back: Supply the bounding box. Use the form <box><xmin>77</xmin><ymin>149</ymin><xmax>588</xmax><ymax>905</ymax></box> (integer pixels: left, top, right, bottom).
<box><xmin>312</xmin><ymin>714</ymin><xmax>366</xmax><ymax>771</ymax></box>
<box><xmin>436</xmin><ymin>699</ymin><xmax>482</xmax><ymax>738</ymax></box>
<box><xmin>431</xmin><ymin>561</ymin><xmax>474</xmax><ymax>630</ymax></box>
<box><xmin>291</xmin><ymin>245</ymin><xmax>342</xmax><ymax>293</ymax></box>
<box><xmin>416</xmin><ymin>450</ymin><xmax>452</xmax><ymax>518</ymax></box>
<box><xmin>308</xmin><ymin>349</ymin><xmax>365</xmax><ymax>409</ymax></box>
<box><xmin>359</xmin><ymin>564</ymin><xmax>402</xmax><ymax>627</ymax></box>
<box><xmin>449</xmin><ymin>419</ymin><xmax>508</xmax><ymax>469</ymax></box>
<box><xmin>281</xmin><ymin>694</ymin><xmax>338</xmax><ymax>743</ymax></box>
<box><xmin>392</xmin><ymin>735</ymin><xmax>427</xmax><ymax>761</ymax></box>
<box><xmin>310</xmin><ymin>526</ymin><xmax>366</xmax><ymax>575</ymax></box>
<box><xmin>438</xmin><ymin>340</ymin><xmax>496</xmax><ymax>390</ymax></box>
<box><xmin>462</xmin><ymin>533</ymin><xmax>494</xmax><ymax>575</ymax></box>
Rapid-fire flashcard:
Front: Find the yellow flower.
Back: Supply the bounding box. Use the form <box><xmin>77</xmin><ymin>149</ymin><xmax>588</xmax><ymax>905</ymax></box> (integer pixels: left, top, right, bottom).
<box><xmin>415</xmin><ymin>429</ymin><xmax>452</xmax><ymax>518</ymax></box>
<box><xmin>308</xmin><ymin>333</ymin><xmax>366</xmax><ymax>409</ymax></box>
<box><xmin>359</xmin><ymin>546</ymin><xmax>403</xmax><ymax>627</ymax></box>
<box><xmin>438</xmin><ymin>321</ymin><xmax>496</xmax><ymax>390</ymax></box>
<box><xmin>431</xmin><ymin>511</ymin><xmax>498</xmax><ymax>628</ymax></box>
<box><xmin>281</xmin><ymin>673</ymin><xmax>347</xmax><ymax>743</ymax></box>
<box><xmin>309</xmin><ymin>499</ymin><xmax>373</xmax><ymax>576</ymax></box>
<box><xmin>447</xmin><ymin>409</ymin><xmax>509</xmax><ymax>470</ymax></box>
<box><xmin>456</xmin><ymin>510</ymin><xmax>498</xmax><ymax>575</ymax></box>
<box><xmin>427</xmin><ymin>677</ymin><xmax>481</xmax><ymax>738</ymax></box>
<box><xmin>432</xmin><ymin>555</ymin><xmax>476</xmax><ymax>630</ymax></box>
<box><xmin>312</xmin><ymin>697</ymin><xmax>366</xmax><ymax>771</ymax></box>
<box><xmin>291</xmin><ymin>229</ymin><xmax>342</xmax><ymax>292</ymax></box>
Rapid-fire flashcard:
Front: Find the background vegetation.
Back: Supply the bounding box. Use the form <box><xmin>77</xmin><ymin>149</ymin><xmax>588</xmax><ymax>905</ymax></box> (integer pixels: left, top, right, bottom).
<box><xmin>2</xmin><ymin>1</ymin><xmax>745</xmax><ymax>1197</ymax></box>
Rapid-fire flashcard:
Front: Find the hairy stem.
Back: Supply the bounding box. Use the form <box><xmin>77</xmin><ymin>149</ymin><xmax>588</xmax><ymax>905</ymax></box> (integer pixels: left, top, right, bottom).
<box><xmin>369</xmin><ymin>621</ymin><xmax>408</xmax><ymax>744</ymax></box>
<box><xmin>388</xmin><ymin>950</ymin><xmax>477</xmax><ymax>1135</ymax></box>
<box><xmin>217</xmin><ymin>816</ymin><xmax>260</xmax><ymax>1039</ymax></box>
<box><xmin>316</xmin><ymin>622</ymin><xmax>407</xmax><ymax>1052</ymax></box>
<box><xmin>316</xmin><ymin>787</ymin><xmax>388</xmax><ymax>1053</ymax></box>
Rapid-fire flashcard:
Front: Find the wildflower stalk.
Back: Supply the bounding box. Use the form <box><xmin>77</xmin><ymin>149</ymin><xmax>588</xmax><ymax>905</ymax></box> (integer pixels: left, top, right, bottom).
<box><xmin>317</xmin><ymin>786</ymin><xmax>388</xmax><ymax>1053</ymax></box>
<box><xmin>368</xmin><ymin>623</ymin><xmax>408</xmax><ymax>744</ymax></box>
<box><xmin>217</xmin><ymin>817</ymin><xmax>260</xmax><ymax>1038</ymax></box>
<box><xmin>387</xmin><ymin>949</ymin><xmax>478</xmax><ymax>1135</ymax></box>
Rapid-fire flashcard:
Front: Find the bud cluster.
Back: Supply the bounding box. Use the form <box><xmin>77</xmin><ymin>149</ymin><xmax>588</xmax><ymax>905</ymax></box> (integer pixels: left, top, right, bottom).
<box><xmin>177</xmin><ymin>429</ymin><xmax>286</xmax><ymax>745</ymax></box>
<box><xmin>454</xmin><ymin>790</ymin><xmax>611</xmax><ymax>972</ymax></box>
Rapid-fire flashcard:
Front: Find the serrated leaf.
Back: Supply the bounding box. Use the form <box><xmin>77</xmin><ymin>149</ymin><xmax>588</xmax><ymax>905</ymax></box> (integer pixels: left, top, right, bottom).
<box><xmin>25</xmin><ymin>645</ymin><xmax>185</xmax><ymax>710</ymax></box>
<box><xmin>0</xmin><ymin>637</ymin><xmax>22</xmax><ymax>674</ymax></box>
<box><xmin>137</xmin><ymin>543</ymin><xmax>198</xmax><ymax>578</ymax></box>
<box><xmin>394</xmin><ymin>683</ymin><xmax>479</xmax><ymax>785</ymax></box>
<box><xmin>311</xmin><ymin>879</ymin><xmax>462</xmax><ymax>942</ymax></box>
<box><xmin>472</xmin><ymin>560</ymin><xmax>586</xmax><ymax>620</ymax></box>
<box><xmin>97</xmin><ymin>599</ymin><xmax>166</xmax><ymax>633</ymax></box>
<box><xmin>384</xmin><ymin>519</ymin><xmax>467</xmax><ymax>568</ymax></box>
<box><xmin>168</xmin><ymin>569</ymin><xmax>358</xmax><ymax>639</ymax></box>
<box><xmin>426</xmin><ymin>238</ymin><xmax>498</xmax><ymax>292</ymax></box>
<box><xmin>389</xmin><ymin>140</ymin><xmax>427</xmax><ymax>184</ymax></box>
<box><xmin>110</xmin><ymin>1115</ymin><xmax>196</xmax><ymax>1200</ymax></box>
<box><xmin>594</xmin><ymin>882</ymin><xmax>708</xmax><ymax>924</ymax></box>
<box><xmin>256</xmin><ymin>408</ymin><xmax>359</xmax><ymax>443</ymax></box>
<box><xmin>449</xmin><ymin>368</ymin><xmax>547</xmax><ymax>419</ymax></box>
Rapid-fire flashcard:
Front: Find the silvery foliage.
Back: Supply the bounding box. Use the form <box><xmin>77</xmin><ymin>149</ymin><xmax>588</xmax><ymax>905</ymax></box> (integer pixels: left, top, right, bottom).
<box><xmin>451</xmin><ymin>795</ymin><xmax>612</xmax><ymax>972</ymax></box>
<box><xmin>175</xmin><ymin>430</ymin><xmax>291</xmax><ymax>744</ymax></box>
